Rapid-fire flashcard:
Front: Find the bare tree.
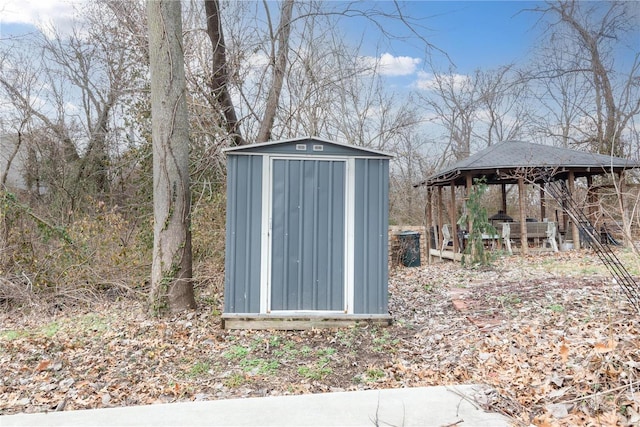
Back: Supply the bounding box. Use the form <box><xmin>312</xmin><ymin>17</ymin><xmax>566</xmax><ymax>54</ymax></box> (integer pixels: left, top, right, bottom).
<box><xmin>473</xmin><ymin>65</ymin><xmax>527</xmax><ymax>146</ymax></box>
<box><xmin>39</xmin><ymin>11</ymin><xmax>138</xmax><ymax>194</ymax></box>
<box><xmin>0</xmin><ymin>50</ymin><xmax>42</xmax><ymax>189</ymax></box>
<box><xmin>0</xmin><ymin>44</ymin><xmax>82</xmax><ymax>217</ymax></box>
<box><xmin>147</xmin><ymin>0</ymin><xmax>196</xmax><ymax>314</ymax></box>
<box><xmin>203</xmin><ymin>0</ymin><xmax>245</xmax><ymax>146</ymax></box>
<box><xmin>255</xmin><ymin>0</ymin><xmax>294</xmax><ymax>143</ymax></box>
<box><xmin>524</xmin><ymin>43</ymin><xmax>592</xmax><ymax>148</ymax></box>
<box><xmin>417</xmin><ymin>68</ymin><xmax>478</xmax><ymax>162</ymax></box>
<box><xmin>388</xmin><ymin>133</ymin><xmax>434</xmax><ymax>224</ymax></box>
<box><xmin>195</xmin><ymin>0</ymin><xmax>444</xmax><ymax>147</ymax></box>
<box><xmin>529</xmin><ymin>0</ymin><xmax>640</xmax><ymax>157</ymax></box>
<box><xmin>0</xmin><ymin>0</ymin><xmax>149</xmax><ymax>221</ymax></box>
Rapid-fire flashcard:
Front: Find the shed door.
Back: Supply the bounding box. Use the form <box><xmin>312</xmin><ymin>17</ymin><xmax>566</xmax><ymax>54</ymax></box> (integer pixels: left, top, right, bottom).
<box><xmin>270</xmin><ymin>159</ymin><xmax>345</xmax><ymax>311</ymax></box>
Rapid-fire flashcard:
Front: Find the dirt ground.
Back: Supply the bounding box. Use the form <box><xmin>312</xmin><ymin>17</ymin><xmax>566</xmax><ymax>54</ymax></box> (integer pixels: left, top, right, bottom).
<box><xmin>1</xmin><ymin>250</ymin><xmax>639</xmax><ymax>426</ymax></box>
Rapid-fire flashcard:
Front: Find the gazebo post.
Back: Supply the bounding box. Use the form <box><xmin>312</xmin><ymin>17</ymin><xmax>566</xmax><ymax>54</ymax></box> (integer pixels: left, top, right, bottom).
<box><xmin>450</xmin><ymin>183</ymin><xmax>458</xmax><ymax>253</ymax></box>
<box><xmin>586</xmin><ymin>176</ymin><xmax>596</xmax><ymax>230</ymax></box>
<box><xmin>437</xmin><ymin>186</ymin><xmax>444</xmax><ymax>255</ymax></box>
<box><xmin>465</xmin><ymin>174</ymin><xmax>473</xmax><ymax>235</ymax></box>
<box><xmin>501</xmin><ymin>183</ymin><xmax>507</xmax><ymax>214</ymax></box>
<box><xmin>426</xmin><ymin>188</ymin><xmax>433</xmax><ymax>265</ymax></box>
<box><xmin>568</xmin><ymin>171</ymin><xmax>580</xmax><ymax>248</ymax></box>
<box><xmin>540</xmin><ymin>184</ymin><xmax>546</xmax><ymax>221</ymax></box>
<box><xmin>518</xmin><ymin>176</ymin><xmax>528</xmax><ymax>255</ymax></box>
<box><xmin>619</xmin><ymin>171</ymin><xmax>628</xmax><ymax>246</ymax></box>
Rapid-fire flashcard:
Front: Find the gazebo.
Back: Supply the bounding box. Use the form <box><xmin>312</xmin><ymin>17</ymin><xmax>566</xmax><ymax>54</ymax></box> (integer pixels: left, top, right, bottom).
<box><xmin>417</xmin><ymin>140</ymin><xmax>640</xmax><ymax>260</ymax></box>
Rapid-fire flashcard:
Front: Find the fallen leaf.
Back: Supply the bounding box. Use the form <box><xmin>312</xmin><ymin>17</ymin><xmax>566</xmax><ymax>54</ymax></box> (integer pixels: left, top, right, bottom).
<box><xmin>532</xmin><ymin>413</ymin><xmax>555</xmax><ymax>427</ymax></box>
<box><xmin>545</xmin><ymin>403</ymin><xmax>570</xmax><ymax>419</ymax></box>
<box><xmin>1</xmin><ymin>255</ymin><xmax>638</xmax><ymax>426</ymax></box>
<box><xmin>559</xmin><ymin>343</ymin><xmax>569</xmax><ymax>363</ymax></box>
<box><xmin>594</xmin><ymin>340</ymin><xmax>617</xmax><ymax>353</ymax></box>
<box><xmin>549</xmin><ymin>373</ymin><xmax>564</xmax><ymax>387</ymax></box>
<box><xmin>627</xmin><ymin>407</ymin><xmax>640</xmax><ymax>425</ymax></box>
<box><xmin>36</xmin><ymin>360</ymin><xmax>51</xmax><ymax>372</ymax></box>
<box><xmin>547</xmin><ymin>386</ymin><xmax>570</xmax><ymax>399</ymax></box>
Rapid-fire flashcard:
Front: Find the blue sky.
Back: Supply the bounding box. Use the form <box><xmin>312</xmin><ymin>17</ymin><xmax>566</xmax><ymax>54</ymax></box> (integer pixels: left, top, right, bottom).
<box><xmin>338</xmin><ymin>1</ymin><xmax>543</xmax><ymax>75</ymax></box>
<box><xmin>0</xmin><ymin>1</ymin><xmax>543</xmax><ymax>72</ymax></box>
<box><xmin>416</xmin><ymin>1</ymin><xmax>541</xmax><ymax>71</ymax></box>
<box><xmin>1</xmin><ymin>0</ymin><xmax>637</xmax><ymax>87</ymax></box>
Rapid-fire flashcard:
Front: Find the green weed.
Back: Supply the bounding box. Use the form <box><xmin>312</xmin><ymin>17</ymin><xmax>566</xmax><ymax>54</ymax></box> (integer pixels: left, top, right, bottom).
<box><xmin>188</xmin><ymin>361</ymin><xmax>211</xmax><ymax>377</ymax></box>
<box><xmin>259</xmin><ymin>360</ymin><xmax>280</xmax><ymax>375</ymax></box>
<box><xmin>365</xmin><ymin>368</ymin><xmax>385</xmax><ymax>381</ymax></box>
<box><xmin>42</xmin><ymin>322</ymin><xmax>60</xmax><ymax>338</ymax></box>
<box><xmin>273</xmin><ymin>342</ymin><xmax>298</xmax><ymax>359</ymax></box>
<box><xmin>335</xmin><ymin>328</ymin><xmax>358</xmax><ymax>348</ymax></box>
<box><xmin>373</xmin><ymin>330</ymin><xmax>399</xmax><ymax>352</ymax></box>
<box><xmin>317</xmin><ymin>347</ymin><xmax>336</xmax><ymax>357</ymax></box>
<box><xmin>497</xmin><ymin>294</ymin><xmax>521</xmax><ymax>306</ymax></box>
<box><xmin>223</xmin><ymin>345</ymin><xmax>249</xmax><ymax>360</ymax></box>
<box><xmin>10</xmin><ymin>321</ymin><xmax>61</xmax><ymax>339</ymax></box>
<box><xmin>272</xmin><ymin>340</ymin><xmax>298</xmax><ymax>359</ymax></box>
<box><xmin>547</xmin><ymin>304</ymin><xmax>564</xmax><ymax>312</ymax></box>
<box><xmin>297</xmin><ymin>364</ymin><xmax>332</xmax><ymax>380</ymax></box>
<box><xmin>224</xmin><ymin>373</ymin><xmax>248</xmax><ymax>388</ymax></box>
<box><xmin>239</xmin><ymin>358</ymin><xmax>280</xmax><ymax>375</ymax></box>
<box><xmin>200</xmin><ymin>297</ymin><xmax>221</xmax><ymax>316</ymax></box>
<box><xmin>0</xmin><ymin>330</ymin><xmax>24</xmax><ymax>340</ymax></box>
<box><xmin>80</xmin><ymin>314</ymin><xmax>108</xmax><ymax>333</ymax></box>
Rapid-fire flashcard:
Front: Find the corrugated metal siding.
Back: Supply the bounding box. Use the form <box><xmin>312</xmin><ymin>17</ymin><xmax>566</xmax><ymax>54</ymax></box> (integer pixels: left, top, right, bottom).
<box><xmin>354</xmin><ymin>159</ymin><xmax>389</xmax><ymax>314</ymax></box>
<box><xmin>271</xmin><ymin>159</ymin><xmax>345</xmax><ymax>311</ymax></box>
<box><xmin>224</xmin><ymin>155</ymin><xmax>263</xmax><ymax>313</ymax></box>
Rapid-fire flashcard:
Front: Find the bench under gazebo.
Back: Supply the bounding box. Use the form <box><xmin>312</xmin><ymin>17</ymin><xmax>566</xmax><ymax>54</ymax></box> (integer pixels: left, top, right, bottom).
<box><xmin>416</xmin><ymin>140</ymin><xmax>640</xmax><ymax>261</ymax></box>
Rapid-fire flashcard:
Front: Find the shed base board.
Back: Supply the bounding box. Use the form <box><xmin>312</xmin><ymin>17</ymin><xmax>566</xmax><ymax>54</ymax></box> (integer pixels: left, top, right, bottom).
<box><xmin>221</xmin><ymin>314</ymin><xmax>392</xmax><ymax>330</ymax></box>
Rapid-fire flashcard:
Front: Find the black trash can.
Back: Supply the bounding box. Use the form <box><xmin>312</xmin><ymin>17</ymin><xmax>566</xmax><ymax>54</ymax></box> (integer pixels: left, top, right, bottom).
<box><xmin>397</xmin><ymin>231</ymin><xmax>421</xmax><ymax>267</ymax></box>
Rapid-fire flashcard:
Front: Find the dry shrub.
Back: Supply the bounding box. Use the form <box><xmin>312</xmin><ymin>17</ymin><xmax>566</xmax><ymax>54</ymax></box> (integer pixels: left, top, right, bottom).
<box><xmin>191</xmin><ymin>189</ymin><xmax>226</xmax><ymax>305</ymax></box>
<box><xmin>1</xmin><ymin>192</ymin><xmax>150</xmax><ymax>309</ymax></box>
<box><xmin>0</xmin><ymin>275</ymin><xmax>37</xmax><ymax>310</ymax></box>
<box><xmin>1</xmin><ymin>185</ymin><xmax>228</xmax><ymax>312</ymax></box>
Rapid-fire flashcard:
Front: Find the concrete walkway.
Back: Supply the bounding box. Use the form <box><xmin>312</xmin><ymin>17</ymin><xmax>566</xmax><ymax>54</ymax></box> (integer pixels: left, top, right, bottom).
<box><xmin>1</xmin><ymin>385</ymin><xmax>512</xmax><ymax>427</ymax></box>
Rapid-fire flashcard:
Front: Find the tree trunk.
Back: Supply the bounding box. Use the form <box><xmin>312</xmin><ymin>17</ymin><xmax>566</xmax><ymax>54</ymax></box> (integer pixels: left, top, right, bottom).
<box><xmin>76</xmin><ymin>98</ymin><xmax>113</xmax><ymax>194</ymax></box>
<box><xmin>550</xmin><ymin>1</ymin><xmax>623</xmax><ymax>156</ymax></box>
<box><xmin>147</xmin><ymin>0</ymin><xmax>196</xmax><ymax>314</ymax></box>
<box><xmin>256</xmin><ymin>0</ymin><xmax>295</xmax><ymax>143</ymax></box>
<box><xmin>204</xmin><ymin>0</ymin><xmax>245</xmax><ymax>146</ymax></box>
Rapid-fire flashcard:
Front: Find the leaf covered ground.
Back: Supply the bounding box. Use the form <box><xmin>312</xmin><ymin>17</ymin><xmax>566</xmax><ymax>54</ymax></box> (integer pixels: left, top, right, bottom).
<box><xmin>1</xmin><ymin>250</ymin><xmax>639</xmax><ymax>426</ymax></box>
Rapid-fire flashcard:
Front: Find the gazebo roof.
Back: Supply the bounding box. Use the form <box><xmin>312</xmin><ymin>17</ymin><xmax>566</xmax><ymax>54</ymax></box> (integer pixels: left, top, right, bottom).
<box><xmin>418</xmin><ymin>140</ymin><xmax>640</xmax><ymax>187</ymax></box>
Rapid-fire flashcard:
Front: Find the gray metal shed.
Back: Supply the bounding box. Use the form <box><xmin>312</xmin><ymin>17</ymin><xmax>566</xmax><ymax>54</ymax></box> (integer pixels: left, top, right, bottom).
<box><xmin>222</xmin><ymin>137</ymin><xmax>392</xmax><ymax>329</ymax></box>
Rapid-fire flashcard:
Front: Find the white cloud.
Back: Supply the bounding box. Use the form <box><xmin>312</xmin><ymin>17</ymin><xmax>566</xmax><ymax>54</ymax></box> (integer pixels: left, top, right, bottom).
<box><xmin>416</xmin><ymin>71</ymin><xmax>471</xmax><ymax>91</ymax></box>
<box><xmin>0</xmin><ymin>0</ymin><xmax>81</xmax><ymax>38</ymax></box>
<box><xmin>361</xmin><ymin>53</ymin><xmax>421</xmax><ymax>76</ymax></box>
<box><xmin>0</xmin><ymin>0</ymin><xmax>77</xmax><ymax>26</ymax></box>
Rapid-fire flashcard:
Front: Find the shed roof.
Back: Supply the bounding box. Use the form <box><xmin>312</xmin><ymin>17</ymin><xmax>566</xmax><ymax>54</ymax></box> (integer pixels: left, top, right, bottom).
<box><xmin>224</xmin><ymin>136</ymin><xmax>393</xmax><ymax>158</ymax></box>
<box><xmin>418</xmin><ymin>140</ymin><xmax>640</xmax><ymax>187</ymax></box>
